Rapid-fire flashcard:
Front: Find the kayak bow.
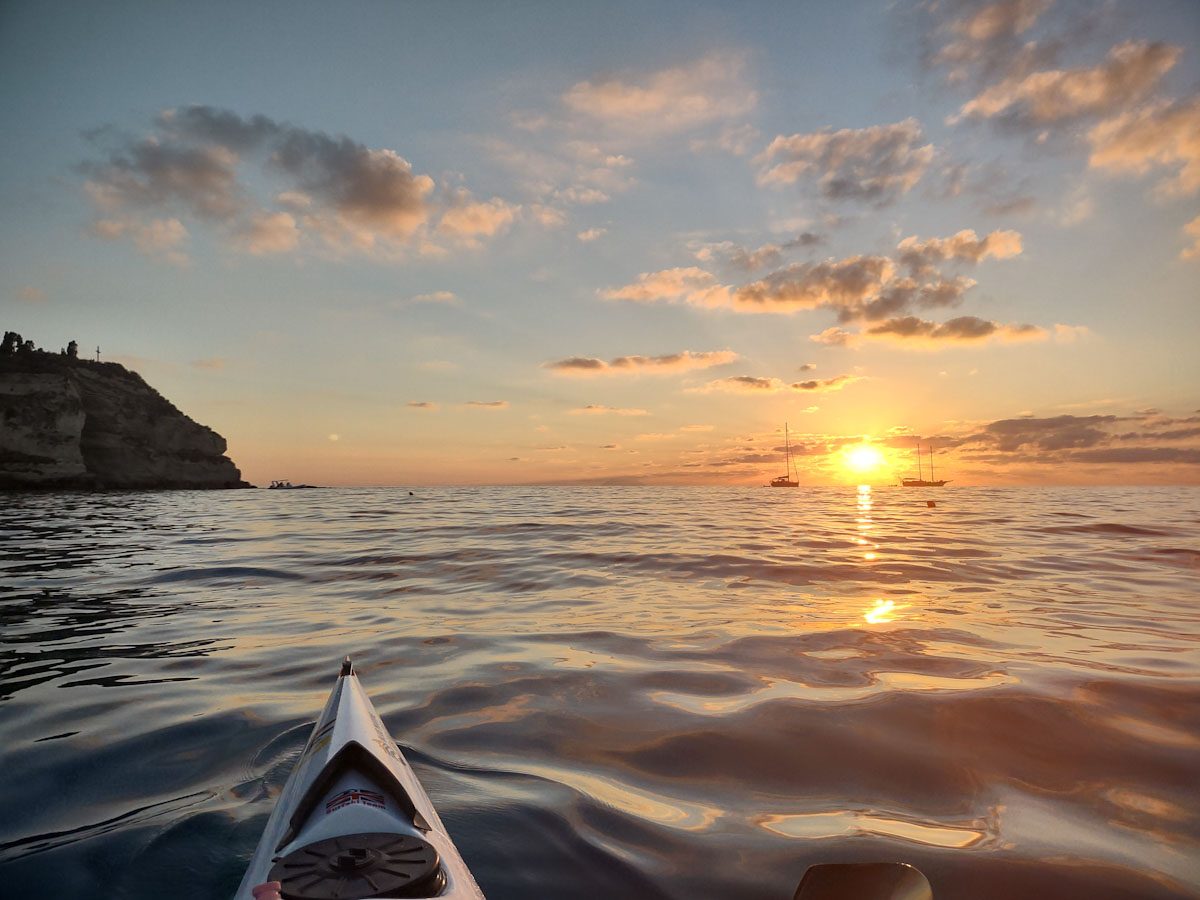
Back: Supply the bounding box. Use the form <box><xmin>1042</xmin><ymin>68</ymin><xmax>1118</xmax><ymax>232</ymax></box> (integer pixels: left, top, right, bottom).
<box><xmin>235</xmin><ymin>658</ymin><xmax>485</xmax><ymax>900</ymax></box>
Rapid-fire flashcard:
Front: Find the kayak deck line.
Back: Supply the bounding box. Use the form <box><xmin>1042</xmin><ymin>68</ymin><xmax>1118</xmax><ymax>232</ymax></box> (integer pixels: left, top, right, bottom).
<box><xmin>234</xmin><ymin>657</ymin><xmax>486</xmax><ymax>899</ymax></box>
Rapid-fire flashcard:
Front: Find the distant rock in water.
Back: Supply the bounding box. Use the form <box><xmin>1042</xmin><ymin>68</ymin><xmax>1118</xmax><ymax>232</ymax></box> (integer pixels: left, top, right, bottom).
<box><xmin>1</xmin><ymin>349</ymin><xmax>251</xmax><ymax>490</ymax></box>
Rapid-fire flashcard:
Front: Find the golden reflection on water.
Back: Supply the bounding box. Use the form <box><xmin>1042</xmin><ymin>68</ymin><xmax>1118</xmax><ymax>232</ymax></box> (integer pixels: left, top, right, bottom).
<box><xmin>864</xmin><ymin>599</ymin><xmax>904</xmax><ymax>624</ymax></box>
<box><xmin>757</xmin><ymin>809</ymin><xmax>990</xmax><ymax>848</ymax></box>
<box><xmin>855</xmin><ymin>484</ymin><xmax>877</xmax><ymax>561</ymax></box>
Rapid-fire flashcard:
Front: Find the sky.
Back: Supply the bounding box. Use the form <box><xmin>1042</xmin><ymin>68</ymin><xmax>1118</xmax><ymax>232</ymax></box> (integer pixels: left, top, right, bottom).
<box><xmin>2</xmin><ymin>0</ymin><xmax>1198</xmax><ymax>486</ymax></box>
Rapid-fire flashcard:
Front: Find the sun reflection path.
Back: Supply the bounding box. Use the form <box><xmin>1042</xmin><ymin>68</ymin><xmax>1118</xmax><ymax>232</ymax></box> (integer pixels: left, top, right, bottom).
<box><xmin>855</xmin><ymin>484</ymin><xmax>877</xmax><ymax>563</ymax></box>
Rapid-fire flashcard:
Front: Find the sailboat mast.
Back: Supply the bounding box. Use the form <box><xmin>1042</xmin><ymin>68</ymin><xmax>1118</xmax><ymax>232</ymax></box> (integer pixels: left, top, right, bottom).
<box><xmin>785</xmin><ymin>423</ymin><xmax>792</xmax><ymax>480</ymax></box>
<box><xmin>917</xmin><ymin>442</ymin><xmax>923</xmax><ymax>481</ymax></box>
<box><xmin>929</xmin><ymin>445</ymin><xmax>934</xmax><ymax>482</ymax></box>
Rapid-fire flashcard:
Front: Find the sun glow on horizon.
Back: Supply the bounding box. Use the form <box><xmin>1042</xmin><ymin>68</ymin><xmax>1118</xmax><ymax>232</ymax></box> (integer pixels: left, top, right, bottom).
<box><xmin>844</xmin><ymin>445</ymin><xmax>885</xmax><ymax>474</ymax></box>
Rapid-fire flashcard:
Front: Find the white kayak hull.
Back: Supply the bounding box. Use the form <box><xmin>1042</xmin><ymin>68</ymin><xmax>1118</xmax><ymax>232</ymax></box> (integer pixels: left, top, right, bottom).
<box><xmin>234</xmin><ymin>658</ymin><xmax>485</xmax><ymax>899</ymax></box>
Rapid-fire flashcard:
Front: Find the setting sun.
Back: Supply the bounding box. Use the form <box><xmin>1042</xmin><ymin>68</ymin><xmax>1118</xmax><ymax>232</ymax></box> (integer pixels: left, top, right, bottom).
<box><xmin>845</xmin><ymin>445</ymin><xmax>885</xmax><ymax>472</ymax></box>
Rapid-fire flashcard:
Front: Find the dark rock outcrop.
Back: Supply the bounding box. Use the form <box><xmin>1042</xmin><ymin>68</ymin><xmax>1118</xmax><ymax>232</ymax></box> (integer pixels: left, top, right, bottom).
<box><xmin>1</xmin><ymin>352</ymin><xmax>251</xmax><ymax>490</ymax></box>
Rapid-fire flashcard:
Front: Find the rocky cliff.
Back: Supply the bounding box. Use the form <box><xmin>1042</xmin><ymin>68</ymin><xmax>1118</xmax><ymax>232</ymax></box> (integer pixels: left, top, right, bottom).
<box><xmin>1</xmin><ymin>352</ymin><xmax>250</xmax><ymax>490</ymax></box>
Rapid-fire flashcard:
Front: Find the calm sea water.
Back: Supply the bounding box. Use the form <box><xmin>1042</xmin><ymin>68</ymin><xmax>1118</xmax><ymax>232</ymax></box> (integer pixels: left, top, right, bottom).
<box><xmin>1</xmin><ymin>486</ymin><xmax>1198</xmax><ymax>899</ymax></box>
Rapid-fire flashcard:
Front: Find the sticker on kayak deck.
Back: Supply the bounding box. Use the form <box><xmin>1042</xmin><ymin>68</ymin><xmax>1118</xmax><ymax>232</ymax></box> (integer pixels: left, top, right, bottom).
<box><xmin>326</xmin><ymin>788</ymin><xmax>386</xmax><ymax>814</ymax></box>
<box><xmin>301</xmin><ymin>718</ymin><xmax>337</xmax><ymax>762</ymax></box>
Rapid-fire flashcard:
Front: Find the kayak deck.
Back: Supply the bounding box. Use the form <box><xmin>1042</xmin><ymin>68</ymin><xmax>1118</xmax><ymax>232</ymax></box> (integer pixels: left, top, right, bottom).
<box><xmin>234</xmin><ymin>658</ymin><xmax>485</xmax><ymax>899</ymax></box>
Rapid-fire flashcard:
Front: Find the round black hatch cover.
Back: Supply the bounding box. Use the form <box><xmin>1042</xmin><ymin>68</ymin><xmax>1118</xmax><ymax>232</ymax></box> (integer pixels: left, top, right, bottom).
<box><xmin>268</xmin><ymin>831</ymin><xmax>442</xmax><ymax>899</ymax></box>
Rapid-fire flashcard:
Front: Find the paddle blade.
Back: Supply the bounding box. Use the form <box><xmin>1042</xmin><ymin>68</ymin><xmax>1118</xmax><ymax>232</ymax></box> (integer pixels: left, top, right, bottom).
<box><xmin>794</xmin><ymin>863</ymin><xmax>932</xmax><ymax>900</ymax></box>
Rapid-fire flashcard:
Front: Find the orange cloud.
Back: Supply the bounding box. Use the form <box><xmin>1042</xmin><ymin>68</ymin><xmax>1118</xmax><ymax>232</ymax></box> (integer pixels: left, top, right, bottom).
<box><xmin>694</xmin><ymin>374</ymin><xmax>864</xmax><ymax>393</ymax></box>
<box><xmin>568</xmin><ymin>405</ymin><xmax>648</xmax><ymax>415</ymax></box>
<box><xmin>543</xmin><ymin>350</ymin><xmax>738</xmax><ymax>375</ymax></box>
<box><xmin>602</xmin><ymin>266</ymin><xmax>717</xmax><ymax>301</ymax></box>
<box><xmin>238</xmin><ymin>211</ymin><xmax>299</xmax><ymax>255</ymax></box>
<box><xmin>952</xmin><ymin>40</ymin><xmax>1179</xmax><ymax>126</ymax></box>
<box><xmin>465</xmin><ymin>400</ymin><xmax>509</xmax><ymax>408</ymax></box>
<box><xmin>1088</xmin><ymin>95</ymin><xmax>1200</xmax><ymax>196</ymax></box>
<box><xmin>1182</xmin><ymin>216</ymin><xmax>1200</xmax><ymax>260</ymax></box>
<box><xmin>897</xmin><ymin>229</ymin><xmax>1022</xmax><ymax>274</ymax></box>
<box><xmin>810</xmin><ymin>326</ymin><xmax>861</xmax><ymax>347</ymax></box>
<box><xmin>563</xmin><ymin>51</ymin><xmax>756</xmax><ymax>132</ymax></box>
<box><xmin>437</xmin><ymin>197</ymin><xmax>518</xmax><ymax>239</ymax></box>
<box><xmin>90</xmin><ymin>216</ymin><xmax>190</xmax><ymax>265</ymax></box>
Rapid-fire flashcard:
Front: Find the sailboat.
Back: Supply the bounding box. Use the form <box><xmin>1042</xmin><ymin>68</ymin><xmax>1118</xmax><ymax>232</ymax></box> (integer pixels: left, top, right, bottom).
<box><xmin>770</xmin><ymin>423</ymin><xmax>799</xmax><ymax>487</ymax></box>
<box><xmin>900</xmin><ymin>442</ymin><xmax>948</xmax><ymax>487</ymax></box>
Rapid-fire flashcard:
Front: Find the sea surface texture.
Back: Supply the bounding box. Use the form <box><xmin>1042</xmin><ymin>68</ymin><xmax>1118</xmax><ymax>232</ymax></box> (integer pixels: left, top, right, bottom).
<box><xmin>1</xmin><ymin>485</ymin><xmax>1198</xmax><ymax>900</ymax></box>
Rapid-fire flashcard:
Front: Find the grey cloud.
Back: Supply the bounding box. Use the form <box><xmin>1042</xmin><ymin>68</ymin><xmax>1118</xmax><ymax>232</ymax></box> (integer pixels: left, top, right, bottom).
<box><xmin>1068</xmin><ymin>447</ymin><xmax>1200</xmax><ymax>464</ymax></box>
<box><xmin>757</xmin><ymin>118</ymin><xmax>933</xmax><ymax>206</ymax></box>
<box><xmin>81</xmin><ymin>105</ymin><xmax>440</xmax><ymax>256</ymax></box>
<box><xmin>970</xmin><ymin>414</ymin><xmax>1119</xmax><ymax>452</ymax></box>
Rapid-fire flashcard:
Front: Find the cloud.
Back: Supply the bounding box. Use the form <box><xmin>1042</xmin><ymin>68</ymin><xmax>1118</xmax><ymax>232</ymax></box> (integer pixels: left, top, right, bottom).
<box><xmin>486</xmin><ymin>136</ymin><xmax>634</xmax><ymax>216</ymax></box>
<box><xmin>965</xmin><ymin>414</ymin><xmax>1120</xmax><ymax>451</ymax></box>
<box><xmin>699</xmin><ymin>375</ymin><xmax>785</xmax><ymax>392</ymax></box>
<box><xmin>791</xmin><ymin>374</ymin><xmax>864</xmax><ymax>392</ymax></box>
<box><xmin>756</xmin><ymin>118</ymin><xmax>934</xmax><ymax>205</ymax></box>
<box><xmin>529</xmin><ymin>204</ymin><xmax>567</xmax><ymax>228</ymax></box>
<box><xmin>835</xmin><ymin>275</ymin><xmax>977</xmax><ymax>323</ymax></box>
<box><xmin>408</xmin><ymin>401</ymin><xmax>437</xmax><ymax>409</ymax></box>
<box><xmin>728</xmin><ymin>256</ymin><xmax>896</xmax><ymax>313</ymax></box>
<box><xmin>91</xmin><ymin>216</ymin><xmax>191</xmax><ymax>265</ymax></box>
<box><xmin>563</xmin><ymin>51</ymin><xmax>756</xmax><ymax>132</ymax></box>
<box><xmin>864</xmin><ymin>315</ymin><xmax>1047</xmax><ymax>345</ymax></box>
<box><xmin>543</xmin><ymin>349</ymin><xmax>739</xmax><ymax>375</ymax></box>
<box><xmin>810</xmin><ymin>326</ymin><xmax>860</xmax><ymax>347</ymax></box>
<box><xmin>602</xmin><ymin>266</ymin><xmax>717</xmax><ymax>301</ymax></box>
<box><xmin>407</xmin><ymin>291</ymin><xmax>460</xmax><ymax>305</ymax></box>
<box><xmin>1052</xmin><ymin>323</ymin><xmax>1090</xmax><ymax>342</ymax></box>
<box><xmin>1183</xmin><ymin>216</ymin><xmax>1200</xmax><ymax>260</ymax></box>
<box><xmin>951</xmin><ymin>40</ymin><xmax>1180</xmax><ymax>127</ymax></box>
<box><xmin>190</xmin><ymin>358</ymin><xmax>225</xmax><ymax>370</ymax></box>
<box><xmin>1088</xmin><ymin>95</ymin><xmax>1200</xmax><ymax>197</ymax></box>
<box><xmin>81</xmin><ymin>139</ymin><xmax>243</xmax><ymax>219</ymax></box>
<box><xmin>436</xmin><ymin>196</ymin><xmax>518</xmax><ymax>240</ymax></box>
<box><xmin>237</xmin><ymin>211</ymin><xmax>299</xmax><ymax>255</ymax></box>
<box><xmin>267</xmin><ymin>136</ymin><xmax>434</xmax><ymax>238</ymax></box>
<box><xmin>1068</xmin><ymin>447</ymin><xmax>1200</xmax><ymax>464</ymax></box>
<box><xmin>680</xmin><ymin>424</ymin><xmax>714</xmax><ymax>431</ymax></box>
<box><xmin>17</xmin><ymin>285</ymin><xmax>47</xmax><ymax>304</ymax></box>
<box><xmin>896</xmin><ymin>228</ymin><xmax>1022</xmax><ymax>275</ymax></box>
<box><xmin>79</xmin><ymin>105</ymin><xmax>527</xmax><ymax>261</ymax></box>
<box><xmin>577</xmin><ymin>227</ymin><xmax>607</xmax><ymax>242</ymax></box>
<box><xmin>568</xmin><ymin>405</ymin><xmax>648</xmax><ymax>415</ymax></box>
<box><xmin>465</xmin><ymin>400</ymin><xmax>509</xmax><ymax>408</ymax></box>
<box><xmin>695</xmin><ymin>233</ymin><xmax>823</xmax><ymax>272</ymax></box>
<box><xmin>932</xmin><ymin>0</ymin><xmax>1053</xmax><ymax>86</ymax></box>
<box><xmin>691</xmin><ymin>123</ymin><xmax>762</xmax><ymax>156</ymax></box>
<box><xmin>695</xmin><ymin>373</ymin><xmax>863</xmax><ymax>393</ymax></box>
